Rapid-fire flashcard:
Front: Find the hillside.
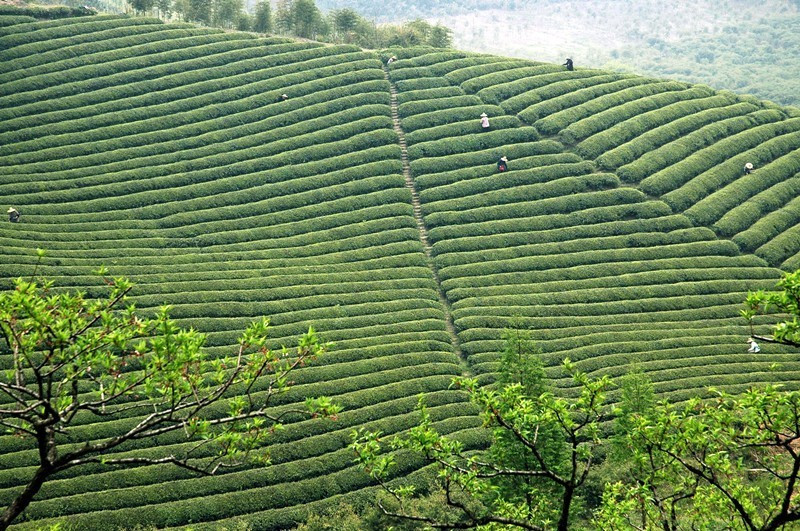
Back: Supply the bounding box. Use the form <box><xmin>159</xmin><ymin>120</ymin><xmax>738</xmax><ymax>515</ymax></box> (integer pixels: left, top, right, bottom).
<box><xmin>1</xmin><ymin>14</ymin><xmax>800</xmax><ymax>529</ymax></box>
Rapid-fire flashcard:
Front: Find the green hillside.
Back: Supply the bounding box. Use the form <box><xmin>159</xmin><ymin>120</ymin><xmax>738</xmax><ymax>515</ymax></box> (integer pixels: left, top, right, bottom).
<box><xmin>1</xmin><ymin>14</ymin><xmax>800</xmax><ymax>529</ymax></box>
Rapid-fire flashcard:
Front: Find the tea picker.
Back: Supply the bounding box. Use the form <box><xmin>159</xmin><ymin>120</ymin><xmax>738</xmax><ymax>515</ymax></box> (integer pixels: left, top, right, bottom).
<box><xmin>480</xmin><ymin>112</ymin><xmax>490</xmax><ymax>132</ymax></box>
<box><xmin>497</xmin><ymin>156</ymin><xmax>508</xmax><ymax>172</ymax></box>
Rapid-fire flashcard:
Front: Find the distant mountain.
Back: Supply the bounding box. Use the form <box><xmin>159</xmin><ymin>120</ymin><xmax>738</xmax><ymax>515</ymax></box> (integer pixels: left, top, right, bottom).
<box><xmin>319</xmin><ymin>0</ymin><xmax>800</xmax><ymax>106</ymax></box>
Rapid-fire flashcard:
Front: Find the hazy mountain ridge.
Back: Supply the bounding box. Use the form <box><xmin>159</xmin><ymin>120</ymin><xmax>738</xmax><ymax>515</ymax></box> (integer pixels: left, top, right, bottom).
<box><xmin>319</xmin><ymin>0</ymin><xmax>800</xmax><ymax>106</ymax></box>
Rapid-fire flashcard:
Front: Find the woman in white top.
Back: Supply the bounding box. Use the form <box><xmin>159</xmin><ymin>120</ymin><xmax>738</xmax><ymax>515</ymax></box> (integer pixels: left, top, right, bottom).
<box><xmin>480</xmin><ymin>112</ymin><xmax>490</xmax><ymax>132</ymax></box>
<box><xmin>747</xmin><ymin>337</ymin><xmax>761</xmax><ymax>353</ymax></box>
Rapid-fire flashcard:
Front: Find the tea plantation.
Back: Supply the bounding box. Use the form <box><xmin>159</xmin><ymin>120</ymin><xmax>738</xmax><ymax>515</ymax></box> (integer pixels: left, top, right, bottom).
<box><xmin>1</xmin><ymin>14</ymin><xmax>799</xmax><ymax>529</ymax></box>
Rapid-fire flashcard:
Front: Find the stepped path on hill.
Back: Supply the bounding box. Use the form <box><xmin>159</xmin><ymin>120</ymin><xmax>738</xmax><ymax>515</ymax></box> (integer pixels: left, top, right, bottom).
<box><xmin>384</xmin><ymin>64</ymin><xmax>466</xmax><ymax>369</ymax></box>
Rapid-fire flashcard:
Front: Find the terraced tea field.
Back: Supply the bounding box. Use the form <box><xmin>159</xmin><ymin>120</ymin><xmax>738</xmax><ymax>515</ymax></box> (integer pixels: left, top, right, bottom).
<box><xmin>1</xmin><ymin>14</ymin><xmax>799</xmax><ymax>529</ymax></box>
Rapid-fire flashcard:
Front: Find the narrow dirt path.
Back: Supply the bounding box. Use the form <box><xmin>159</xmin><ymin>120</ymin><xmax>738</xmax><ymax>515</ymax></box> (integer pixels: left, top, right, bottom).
<box><xmin>383</xmin><ymin>66</ymin><xmax>467</xmax><ymax>369</ymax></box>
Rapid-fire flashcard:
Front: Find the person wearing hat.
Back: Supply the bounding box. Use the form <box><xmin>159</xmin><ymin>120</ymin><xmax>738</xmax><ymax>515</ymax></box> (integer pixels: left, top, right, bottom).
<box><xmin>563</xmin><ymin>58</ymin><xmax>574</xmax><ymax>71</ymax></box>
<box><xmin>747</xmin><ymin>337</ymin><xmax>761</xmax><ymax>353</ymax></box>
<box><xmin>387</xmin><ymin>56</ymin><xmax>397</xmax><ymax>65</ymax></box>
<box><xmin>276</xmin><ymin>93</ymin><xmax>289</xmax><ymax>102</ymax></box>
<box><xmin>744</xmin><ymin>162</ymin><xmax>754</xmax><ymax>175</ymax></box>
<box><xmin>480</xmin><ymin>112</ymin><xmax>490</xmax><ymax>132</ymax></box>
<box><xmin>7</xmin><ymin>207</ymin><xmax>19</xmax><ymax>223</ymax></box>
<box><xmin>497</xmin><ymin>156</ymin><xmax>508</xmax><ymax>172</ymax></box>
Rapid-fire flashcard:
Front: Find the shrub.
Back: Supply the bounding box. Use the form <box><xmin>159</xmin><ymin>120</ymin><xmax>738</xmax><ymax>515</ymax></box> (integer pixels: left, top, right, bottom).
<box><xmin>414</xmin><ymin>153</ymin><xmax>580</xmax><ymax>190</ymax></box>
<box><xmin>440</xmin><ymin>227</ymin><xmax>714</xmax><ymax>272</ymax></box>
<box><xmin>732</xmin><ymin>194</ymin><xmax>800</xmax><ymax>254</ymax></box>
<box><xmin>388</xmin><ymin>66</ymin><xmax>434</xmax><ymax>81</ymax></box>
<box><xmin>407</xmin><ymin>127</ymin><xmax>539</xmax><ymax>159</ymax></box>
<box><xmin>618</xmin><ymin>109</ymin><xmax>785</xmax><ymax>184</ymax></box>
<box><xmin>663</xmin><ymin>128</ymin><xmax>800</xmax><ymax>213</ymax></box>
<box><xmin>0</xmin><ymin>27</ymin><xmax>232</xmax><ymax>79</ymax></box>
<box><xmin>494</xmin><ymin>71</ymin><xmax>607</xmax><ymax>114</ymax></box>
<box><xmin>440</xmin><ymin>239</ymin><xmax>739</xmax><ymax>279</ymax></box>
<box><xmin>409</xmin><ymin>139</ymin><xmax>561</xmax><ymax>175</ymax></box>
<box><xmin>0</xmin><ymin>32</ymin><xmax>254</xmax><ymax>95</ymax></box>
<box><xmin>444</xmin><ymin>59</ymin><xmax>531</xmax><ymax>86</ymax></box>
<box><xmin>398</xmin><ymin>94</ymin><xmax>482</xmax><ymax>118</ymax></box>
<box><xmin>0</xmin><ymin>57</ymin><xmax>380</xmax><ymax>149</ymax></box>
<box><xmin>0</xmin><ymin>16</ymin><xmax>36</xmax><ymax>26</ymax></box>
<box><xmin>429</xmin><ymin>200</ymin><xmax>673</xmax><ymax>245</ymax></box>
<box><xmin>0</xmin><ymin>17</ymin><xmax>164</xmax><ymax>60</ymax></box>
<box><xmin>433</xmin><ymin>214</ymin><xmax>690</xmax><ymax>256</ymax></box>
<box><xmin>0</xmin><ymin>5</ymin><xmax>96</xmax><ymax>18</ymax></box>
<box><xmin>397</xmin><ymin>50</ymin><xmax>468</xmax><ymax>68</ymax></box>
<box><xmin>472</xmin><ymin>65</ymin><xmax>573</xmax><ymax>104</ymax></box>
<box><xmin>757</xmin><ymin>227</ymin><xmax>800</xmax><ymax>268</ymax></box>
<box><xmin>442</xmin><ymin>254</ymin><xmax>768</xmax><ymax>293</ymax></box>
<box><xmin>396</xmin><ymin>86</ymin><xmax>463</xmax><ymax>104</ymax></box>
<box><xmin>525</xmin><ymin>76</ymin><xmax>655</xmax><ymax>128</ymax></box>
<box><xmin>596</xmin><ymin>100</ymin><xmax>759</xmax><ymax>170</ymax></box>
<box><xmin>696</xmin><ymin>158</ymin><xmax>800</xmax><ymax>232</ymax></box>
<box><xmin>0</xmin><ymin>41</ymin><xmax>340</xmax><ymax>115</ymax></box>
<box><xmin>427</xmin><ymin>55</ymin><xmax>504</xmax><ymax>77</ymax></box>
<box><xmin>419</xmin><ymin>161</ymin><xmax>594</xmax><ymax>203</ymax></box>
<box><xmin>422</xmin><ymin>174</ymin><xmax>619</xmax><ymax>215</ymax></box>
<box><xmin>460</xmin><ymin>64</ymin><xmax>586</xmax><ymax>95</ymax></box>
<box><xmin>404</xmin><ymin>116</ymin><xmax>520</xmax><ymax>145</ymax></box>
<box><xmin>426</xmin><ymin>188</ymin><xmax>647</xmax><ymax>229</ymax></box>
<box><xmin>639</xmin><ymin>117</ymin><xmax>800</xmax><ymax>197</ymax></box>
<box><xmin>1</xmin><ymin>86</ymin><xmax>389</xmax><ymax>169</ymax></box>
<box><xmin>557</xmin><ymin>84</ymin><xmax>708</xmax><ymax>145</ymax></box>
<box><xmin>394</xmin><ymin>77</ymin><xmax>451</xmax><ymax>91</ymax></box>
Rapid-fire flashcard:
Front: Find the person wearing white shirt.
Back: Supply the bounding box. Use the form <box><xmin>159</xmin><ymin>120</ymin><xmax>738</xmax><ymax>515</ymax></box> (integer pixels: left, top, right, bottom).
<box><xmin>747</xmin><ymin>337</ymin><xmax>761</xmax><ymax>353</ymax></box>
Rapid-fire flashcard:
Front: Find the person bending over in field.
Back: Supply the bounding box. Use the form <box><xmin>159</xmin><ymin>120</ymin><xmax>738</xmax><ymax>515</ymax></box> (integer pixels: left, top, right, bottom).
<box><xmin>7</xmin><ymin>207</ymin><xmax>19</xmax><ymax>223</ymax></box>
<box><xmin>480</xmin><ymin>112</ymin><xmax>490</xmax><ymax>132</ymax></box>
<box><xmin>387</xmin><ymin>56</ymin><xmax>397</xmax><ymax>65</ymax></box>
<box><xmin>276</xmin><ymin>93</ymin><xmax>289</xmax><ymax>102</ymax></box>
<box><xmin>497</xmin><ymin>156</ymin><xmax>508</xmax><ymax>172</ymax></box>
<box><xmin>747</xmin><ymin>337</ymin><xmax>761</xmax><ymax>353</ymax></box>
<box><xmin>563</xmin><ymin>58</ymin><xmax>574</xmax><ymax>71</ymax></box>
<box><xmin>744</xmin><ymin>162</ymin><xmax>754</xmax><ymax>175</ymax></box>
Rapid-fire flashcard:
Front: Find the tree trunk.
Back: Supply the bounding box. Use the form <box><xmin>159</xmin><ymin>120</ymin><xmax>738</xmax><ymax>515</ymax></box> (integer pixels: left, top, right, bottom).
<box><xmin>764</xmin><ymin>511</ymin><xmax>800</xmax><ymax>531</ymax></box>
<box><xmin>557</xmin><ymin>485</ymin><xmax>574</xmax><ymax>531</ymax></box>
<box><xmin>0</xmin><ymin>465</ymin><xmax>52</xmax><ymax>530</ymax></box>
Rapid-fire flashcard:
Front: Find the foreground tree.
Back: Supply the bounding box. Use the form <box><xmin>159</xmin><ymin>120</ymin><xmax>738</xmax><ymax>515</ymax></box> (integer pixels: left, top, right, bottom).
<box><xmin>489</xmin><ymin>328</ymin><xmax>566</xmax><ymax>522</ymax></box>
<box><xmin>597</xmin><ymin>385</ymin><xmax>800</xmax><ymax>530</ymax></box>
<box><xmin>596</xmin><ymin>279</ymin><xmax>800</xmax><ymax>529</ymax></box>
<box><xmin>743</xmin><ymin>269</ymin><xmax>800</xmax><ymax>348</ymax></box>
<box><xmin>0</xmin><ymin>271</ymin><xmax>338</xmax><ymax>528</ymax></box>
<box><xmin>351</xmin><ymin>359</ymin><xmax>611</xmax><ymax>530</ymax></box>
